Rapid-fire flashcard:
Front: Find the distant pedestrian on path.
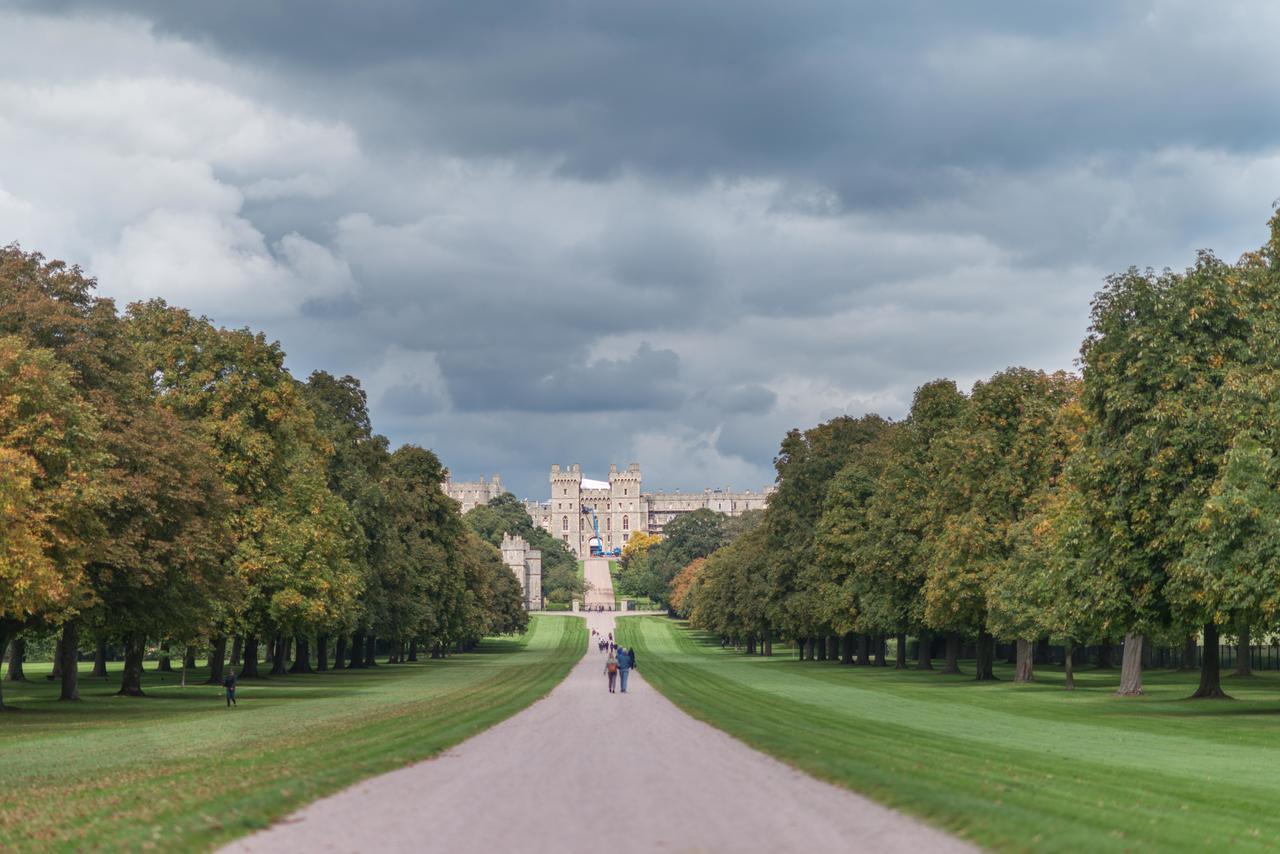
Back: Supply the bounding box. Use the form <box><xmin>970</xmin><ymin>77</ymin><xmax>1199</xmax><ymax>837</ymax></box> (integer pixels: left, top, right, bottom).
<box><xmin>616</xmin><ymin>647</ymin><xmax>633</xmax><ymax>693</ymax></box>
<box><xmin>223</xmin><ymin>670</ymin><xmax>237</xmax><ymax>707</ymax></box>
<box><xmin>605</xmin><ymin>650</ymin><xmax>618</xmax><ymax>693</ymax></box>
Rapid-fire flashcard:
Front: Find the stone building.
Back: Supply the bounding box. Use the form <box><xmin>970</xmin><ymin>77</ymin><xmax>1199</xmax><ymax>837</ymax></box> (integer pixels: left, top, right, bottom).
<box><xmin>527</xmin><ymin>463</ymin><xmax>772</xmax><ymax>559</ymax></box>
<box><xmin>443</xmin><ymin>474</ymin><xmax>504</xmax><ymax>513</ymax></box>
<box><xmin>500</xmin><ymin>533</ymin><xmax>542</xmax><ymax>610</ymax></box>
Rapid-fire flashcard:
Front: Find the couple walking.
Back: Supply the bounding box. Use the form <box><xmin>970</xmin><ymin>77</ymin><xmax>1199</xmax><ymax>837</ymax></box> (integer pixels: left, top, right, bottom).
<box><xmin>605</xmin><ymin>645</ymin><xmax>636</xmax><ymax>693</ymax></box>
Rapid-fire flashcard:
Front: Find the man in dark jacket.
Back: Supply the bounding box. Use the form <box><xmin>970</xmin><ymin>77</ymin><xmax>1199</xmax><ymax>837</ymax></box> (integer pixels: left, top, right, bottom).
<box><xmin>223</xmin><ymin>670</ymin><xmax>237</xmax><ymax>707</ymax></box>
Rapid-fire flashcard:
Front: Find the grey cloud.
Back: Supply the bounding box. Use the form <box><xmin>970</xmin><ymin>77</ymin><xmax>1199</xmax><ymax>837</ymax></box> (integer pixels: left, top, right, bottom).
<box><xmin>441</xmin><ymin>342</ymin><xmax>683</xmax><ymax>414</ymax></box>
<box><xmin>7</xmin><ymin>2</ymin><xmax>1280</xmax><ymax>502</ymax></box>
<box><xmin>379</xmin><ymin>381</ymin><xmax>445</xmax><ymax>416</ymax></box>
<box><xmin>707</xmin><ymin>384</ymin><xmax>776</xmax><ymax>416</ymax></box>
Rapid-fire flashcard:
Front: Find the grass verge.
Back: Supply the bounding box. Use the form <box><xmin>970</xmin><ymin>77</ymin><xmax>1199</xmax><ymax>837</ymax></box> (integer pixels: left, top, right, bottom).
<box><xmin>0</xmin><ymin>615</ymin><xmax>584</xmax><ymax>852</ymax></box>
<box><xmin>616</xmin><ymin>616</ymin><xmax>1280</xmax><ymax>853</ymax></box>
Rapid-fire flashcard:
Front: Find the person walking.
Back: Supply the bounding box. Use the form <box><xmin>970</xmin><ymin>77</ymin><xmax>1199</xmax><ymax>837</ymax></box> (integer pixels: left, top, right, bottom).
<box><xmin>223</xmin><ymin>670</ymin><xmax>238</xmax><ymax>707</ymax></box>
<box><xmin>605</xmin><ymin>650</ymin><xmax>619</xmax><ymax>693</ymax></box>
<box><xmin>616</xmin><ymin>646</ymin><xmax>633</xmax><ymax>693</ymax></box>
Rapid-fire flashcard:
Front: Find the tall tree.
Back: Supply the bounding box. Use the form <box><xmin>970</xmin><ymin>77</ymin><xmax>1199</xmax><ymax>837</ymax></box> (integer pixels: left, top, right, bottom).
<box><xmin>923</xmin><ymin>369</ymin><xmax>1077</xmax><ymax>682</ymax></box>
<box><xmin>0</xmin><ymin>336</ymin><xmax>102</xmax><ymax>709</ymax></box>
<box><xmin>1078</xmin><ymin>236</ymin><xmax>1276</xmax><ymax>696</ymax></box>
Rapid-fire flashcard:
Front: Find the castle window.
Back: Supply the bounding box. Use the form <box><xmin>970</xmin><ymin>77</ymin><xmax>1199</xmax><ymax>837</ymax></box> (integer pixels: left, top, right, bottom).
<box><xmin>606</xmin><ymin>517</ymin><xmax>611</xmax><ymax>531</ymax></box>
<box><xmin>562</xmin><ymin>516</ymin><xmax>568</xmax><ymax>531</ymax></box>
<box><xmin>623</xmin><ymin>515</ymin><xmax>629</xmax><ymax>531</ymax></box>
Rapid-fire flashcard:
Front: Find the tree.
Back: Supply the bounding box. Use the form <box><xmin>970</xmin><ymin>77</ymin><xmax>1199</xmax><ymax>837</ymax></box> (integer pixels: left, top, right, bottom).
<box><xmin>128</xmin><ymin>302</ymin><xmax>362</xmax><ymax>678</ymax></box>
<box><xmin>763</xmin><ymin>415</ymin><xmax>889</xmax><ymax>656</ymax></box>
<box><xmin>0</xmin><ymin>337</ymin><xmax>102</xmax><ymax>709</ymax></box>
<box><xmin>669</xmin><ymin>558</ymin><xmax>706</xmax><ymax>618</ymax></box>
<box><xmin>924</xmin><ymin>369</ymin><xmax>1078</xmax><ymax>682</ymax></box>
<box><xmin>620</xmin><ymin>532</ymin><xmax>661</xmax><ymax>565</ymax></box>
<box><xmin>1077</xmin><ymin>235</ymin><xmax>1278</xmax><ymax>696</ymax></box>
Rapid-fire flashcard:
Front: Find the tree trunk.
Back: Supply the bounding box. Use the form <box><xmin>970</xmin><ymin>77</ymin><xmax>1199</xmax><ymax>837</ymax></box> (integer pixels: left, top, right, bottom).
<box><xmin>229</xmin><ymin>635</ymin><xmax>242</xmax><ymax>668</ymax></box>
<box><xmin>827</xmin><ymin>636</ymin><xmax>839</xmax><ymax>661</ymax></box>
<box><xmin>117</xmin><ymin>635</ymin><xmax>145</xmax><ymax>696</ymax></box>
<box><xmin>1096</xmin><ymin>637</ymin><xmax>1114</xmax><ymax>669</ymax></box>
<box><xmin>205</xmin><ymin>636</ymin><xmax>227</xmax><ymax>685</ymax></box>
<box><xmin>1235</xmin><ymin>621</ymin><xmax>1252</xmax><ymax>677</ymax></box>
<box><xmin>745</xmin><ymin>636</ymin><xmax>756</xmax><ymax>655</ymax></box>
<box><xmin>895</xmin><ymin>632</ymin><xmax>907</xmax><ymax>669</ymax></box>
<box><xmin>875</xmin><ymin>635</ymin><xmax>888</xmax><ymax>667</ymax></box>
<box><xmin>941</xmin><ymin>632</ymin><xmax>961</xmax><ymax>674</ymax></box>
<box><xmin>856</xmin><ymin>634</ymin><xmax>871</xmax><ymax>666</ymax></box>
<box><xmin>270</xmin><ymin>635</ymin><xmax>289</xmax><ymax>675</ymax></box>
<box><xmin>763</xmin><ymin>630</ymin><xmax>773</xmax><ymax>657</ymax></box>
<box><xmin>803</xmin><ymin>637</ymin><xmax>814</xmax><ymax>661</ymax></box>
<box><xmin>183</xmin><ymin>645</ymin><xmax>197</xmax><ymax>670</ymax></box>
<box><xmin>290</xmin><ymin>636</ymin><xmax>314</xmax><ymax>673</ymax></box>
<box><xmin>974</xmin><ymin>631</ymin><xmax>996</xmax><ymax>681</ymax></box>
<box><xmin>816</xmin><ymin>635</ymin><xmax>828</xmax><ymax>661</ymax></box>
<box><xmin>364</xmin><ymin>634</ymin><xmax>377</xmax><ymax>667</ymax></box>
<box><xmin>408</xmin><ymin>639</ymin><xmax>418</xmax><ymax>662</ymax></box>
<box><xmin>91</xmin><ymin>638</ymin><xmax>108</xmax><ymax>678</ymax></box>
<box><xmin>334</xmin><ymin>635</ymin><xmax>347</xmax><ymax>670</ymax></box>
<box><xmin>239</xmin><ymin>636</ymin><xmax>261</xmax><ymax>679</ymax></box>
<box><xmin>59</xmin><ymin>622</ymin><xmax>80</xmax><ymax>701</ymax></box>
<box><xmin>1116</xmin><ymin>632</ymin><xmax>1144</xmax><ymax>696</ymax></box>
<box><xmin>916</xmin><ymin>632</ymin><xmax>934</xmax><ymax>670</ymax></box>
<box><xmin>1014</xmin><ymin>638</ymin><xmax>1034</xmax><ymax>683</ymax></box>
<box><xmin>840</xmin><ymin>633</ymin><xmax>854</xmax><ymax>664</ymax></box>
<box><xmin>1063</xmin><ymin>644</ymin><xmax>1076</xmax><ymax>690</ymax></box>
<box><xmin>1180</xmin><ymin>633</ymin><xmax>1198</xmax><ymax>671</ymax></box>
<box><xmin>348</xmin><ymin>632</ymin><xmax>365</xmax><ymax>668</ymax></box>
<box><xmin>1190</xmin><ymin>623</ymin><xmax>1231</xmax><ymax>699</ymax></box>
<box><xmin>317</xmin><ymin>636</ymin><xmax>329</xmax><ymax>671</ymax></box>
<box><xmin>157</xmin><ymin>642</ymin><xmax>173</xmax><ymax>672</ymax></box>
<box><xmin>6</xmin><ymin>637</ymin><xmax>27</xmax><ymax>681</ymax></box>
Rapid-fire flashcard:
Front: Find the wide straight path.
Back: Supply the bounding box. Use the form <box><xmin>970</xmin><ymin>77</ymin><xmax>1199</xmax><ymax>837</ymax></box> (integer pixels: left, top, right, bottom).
<box><xmin>225</xmin><ymin>613</ymin><xmax>970</xmax><ymax>854</ymax></box>
<box><xmin>582</xmin><ymin>557</ymin><xmax>614</xmax><ymax>608</ymax></box>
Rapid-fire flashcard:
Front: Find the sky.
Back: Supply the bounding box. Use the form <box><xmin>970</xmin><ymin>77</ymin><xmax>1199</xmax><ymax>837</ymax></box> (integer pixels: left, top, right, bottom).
<box><xmin>3</xmin><ymin>2</ymin><xmax>1280</xmax><ymax>500</ymax></box>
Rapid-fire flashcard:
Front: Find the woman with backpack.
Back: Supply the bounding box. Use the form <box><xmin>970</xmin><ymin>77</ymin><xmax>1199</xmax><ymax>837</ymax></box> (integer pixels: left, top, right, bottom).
<box><xmin>604</xmin><ymin>649</ymin><xmax>619</xmax><ymax>693</ymax></box>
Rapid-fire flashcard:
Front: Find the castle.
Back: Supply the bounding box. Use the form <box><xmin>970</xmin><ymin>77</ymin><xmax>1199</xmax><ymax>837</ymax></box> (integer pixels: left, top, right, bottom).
<box><xmin>529</xmin><ymin>463</ymin><xmax>772</xmax><ymax>559</ymax></box>
<box><xmin>444</xmin><ymin>474</ymin><xmax>505</xmax><ymax>513</ymax></box>
<box><xmin>444</xmin><ymin>463</ymin><xmax>774</xmax><ymax>587</ymax></box>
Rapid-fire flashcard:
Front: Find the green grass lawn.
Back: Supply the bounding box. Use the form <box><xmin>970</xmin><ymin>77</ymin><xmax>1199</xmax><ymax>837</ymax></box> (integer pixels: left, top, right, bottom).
<box><xmin>617</xmin><ymin>616</ymin><xmax>1280</xmax><ymax>853</ymax></box>
<box><xmin>0</xmin><ymin>615</ymin><xmax>584</xmax><ymax>852</ymax></box>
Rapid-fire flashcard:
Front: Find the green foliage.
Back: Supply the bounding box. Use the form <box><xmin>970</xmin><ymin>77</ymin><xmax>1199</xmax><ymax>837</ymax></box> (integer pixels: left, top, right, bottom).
<box><xmin>618</xmin><ymin>508</ymin><xmax>755</xmax><ymax>604</ymax></box>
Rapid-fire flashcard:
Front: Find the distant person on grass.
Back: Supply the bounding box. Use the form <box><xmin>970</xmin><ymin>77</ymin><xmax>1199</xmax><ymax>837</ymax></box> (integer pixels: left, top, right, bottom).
<box><xmin>605</xmin><ymin>650</ymin><xmax>619</xmax><ymax>693</ymax></box>
<box><xmin>616</xmin><ymin>647</ymin><xmax>634</xmax><ymax>693</ymax></box>
<box><xmin>223</xmin><ymin>670</ymin><xmax>237</xmax><ymax>707</ymax></box>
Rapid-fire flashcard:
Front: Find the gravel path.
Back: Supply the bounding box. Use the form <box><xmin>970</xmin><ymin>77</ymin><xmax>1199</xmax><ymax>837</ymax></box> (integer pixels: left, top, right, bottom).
<box><xmin>225</xmin><ymin>612</ymin><xmax>972</xmax><ymax>854</ymax></box>
<box><xmin>582</xmin><ymin>556</ymin><xmax>614</xmax><ymax>609</ymax></box>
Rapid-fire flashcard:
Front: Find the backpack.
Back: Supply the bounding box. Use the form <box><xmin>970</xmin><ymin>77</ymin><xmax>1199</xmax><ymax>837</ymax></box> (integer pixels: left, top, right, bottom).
<box><xmin>607</xmin><ymin>660</ymin><xmax>618</xmax><ymax>674</ymax></box>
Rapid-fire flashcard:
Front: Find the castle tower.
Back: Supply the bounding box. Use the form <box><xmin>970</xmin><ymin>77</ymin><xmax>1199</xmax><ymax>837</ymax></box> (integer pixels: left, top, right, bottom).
<box><xmin>609</xmin><ymin>462</ymin><xmax>644</xmax><ymax>549</ymax></box>
<box><xmin>550</xmin><ymin>464</ymin><xmax>583</xmax><ymax>555</ymax></box>
<box><xmin>501</xmin><ymin>533</ymin><xmax>543</xmax><ymax>610</ymax></box>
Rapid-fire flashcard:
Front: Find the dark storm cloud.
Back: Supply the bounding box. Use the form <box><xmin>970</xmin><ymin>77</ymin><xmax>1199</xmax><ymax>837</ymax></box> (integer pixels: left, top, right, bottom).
<box><xmin>7</xmin><ymin>1</ymin><xmax>1280</xmax><ymax>499</ymax></box>
<box><xmin>27</xmin><ymin>1</ymin><xmax>1280</xmax><ymax>203</ymax></box>
<box><xmin>441</xmin><ymin>342</ymin><xmax>683</xmax><ymax>413</ymax></box>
